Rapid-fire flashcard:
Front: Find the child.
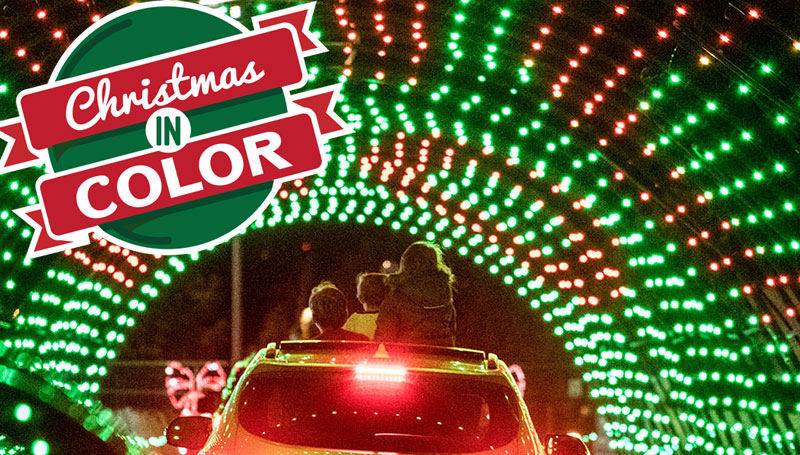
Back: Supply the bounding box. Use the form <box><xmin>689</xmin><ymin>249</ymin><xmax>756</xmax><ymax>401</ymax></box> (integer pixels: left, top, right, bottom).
<box><xmin>342</xmin><ymin>272</ymin><xmax>388</xmax><ymax>340</ymax></box>
<box><xmin>374</xmin><ymin>242</ymin><xmax>456</xmax><ymax>346</ymax></box>
<box><xmin>308</xmin><ymin>281</ymin><xmax>370</xmax><ymax>341</ymax></box>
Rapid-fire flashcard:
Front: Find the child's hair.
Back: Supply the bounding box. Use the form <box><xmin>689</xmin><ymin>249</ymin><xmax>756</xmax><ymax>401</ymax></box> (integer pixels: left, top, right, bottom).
<box><xmin>397</xmin><ymin>241</ymin><xmax>455</xmax><ymax>284</ymax></box>
<box><xmin>308</xmin><ymin>281</ymin><xmax>348</xmax><ymax>329</ymax></box>
<box><xmin>356</xmin><ymin>272</ymin><xmax>389</xmax><ymax>309</ymax></box>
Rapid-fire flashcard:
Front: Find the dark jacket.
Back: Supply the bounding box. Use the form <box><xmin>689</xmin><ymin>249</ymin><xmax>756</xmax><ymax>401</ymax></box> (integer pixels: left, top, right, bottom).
<box><xmin>374</xmin><ymin>271</ymin><xmax>456</xmax><ymax>346</ymax></box>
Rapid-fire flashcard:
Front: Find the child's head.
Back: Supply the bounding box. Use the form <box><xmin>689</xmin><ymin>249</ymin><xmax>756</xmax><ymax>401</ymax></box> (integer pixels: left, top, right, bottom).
<box><xmin>356</xmin><ymin>272</ymin><xmax>388</xmax><ymax>311</ymax></box>
<box><xmin>308</xmin><ymin>281</ymin><xmax>348</xmax><ymax>330</ymax></box>
<box><xmin>398</xmin><ymin>241</ymin><xmax>454</xmax><ymax>283</ymax></box>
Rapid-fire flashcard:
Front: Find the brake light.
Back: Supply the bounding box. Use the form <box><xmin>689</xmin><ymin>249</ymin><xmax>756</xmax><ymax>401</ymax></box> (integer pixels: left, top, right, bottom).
<box><xmin>355</xmin><ymin>365</ymin><xmax>407</xmax><ymax>382</ymax></box>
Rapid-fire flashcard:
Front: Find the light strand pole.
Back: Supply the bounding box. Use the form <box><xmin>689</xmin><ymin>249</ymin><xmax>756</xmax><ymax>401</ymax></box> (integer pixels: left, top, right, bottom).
<box><xmin>231</xmin><ymin>236</ymin><xmax>243</xmax><ymax>364</ymax></box>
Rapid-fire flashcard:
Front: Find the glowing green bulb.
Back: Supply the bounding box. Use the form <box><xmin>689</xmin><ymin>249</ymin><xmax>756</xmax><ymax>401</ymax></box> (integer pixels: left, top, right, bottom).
<box><xmin>14</xmin><ymin>403</ymin><xmax>32</xmax><ymax>422</ymax></box>
<box><xmin>761</xmin><ymin>64</ymin><xmax>772</xmax><ymax>73</ymax></box>
<box><xmin>738</xmin><ymin>85</ymin><xmax>749</xmax><ymax>94</ymax></box>
<box><xmin>32</xmin><ymin>440</ymin><xmax>49</xmax><ymax>455</ymax></box>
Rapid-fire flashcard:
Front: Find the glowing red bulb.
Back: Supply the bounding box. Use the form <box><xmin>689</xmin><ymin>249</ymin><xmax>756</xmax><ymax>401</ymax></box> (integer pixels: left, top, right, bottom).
<box><xmin>719</xmin><ymin>34</ymin><xmax>730</xmax><ymax>44</ymax></box>
<box><xmin>532</xmin><ymin>41</ymin><xmax>542</xmax><ymax>50</ymax></box>
<box><xmin>632</xmin><ymin>49</ymin><xmax>643</xmax><ymax>58</ymax></box>
<box><xmin>676</xmin><ymin>6</ymin><xmax>687</xmax><ymax>16</ymax></box>
<box><xmin>91</xmin><ymin>14</ymin><xmax>101</xmax><ymax>22</ymax></box>
<box><xmin>415</xmin><ymin>3</ymin><xmax>425</xmax><ymax>12</ymax></box>
<box><xmin>552</xmin><ymin>5</ymin><xmax>563</xmax><ymax>15</ymax></box>
<box><xmin>787</xmin><ymin>308</ymin><xmax>796</xmax><ymax>318</ymax></box>
<box><xmin>657</xmin><ymin>29</ymin><xmax>669</xmax><ymax>39</ymax></box>
<box><xmin>540</xmin><ymin>26</ymin><xmax>551</xmax><ymax>35</ymax></box>
<box><xmin>569</xmin><ymin>59</ymin><xmax>579</xmax><ymax>68</ymax></box>
<box><xmin>0</xmin><ymin>30</ymin><xmax>7</xmax><ymax>39</ymax></box>
<box><xmin>382</xmin><ymin>35</ymin><xmax>393</xmax><ymax>44</ymax></box>
<box><xmin>31</xmin><ymin>63</ymin><xmax>41</xmax><ymax>72</ymax></box>
<box><xmin>761</xmin><ymin>314</ymin><xmax>771</xmax><ymax>324</ymax></box>
<box><xmin>16</xmin><ymin>48</ymin><xmax>26</xmax><ymax>58</ymax></box>
<box><xmin>617</xmin><ymin>66</ymin><xmax>627</xmax><ymax>75</ymax></box>
<box><xmin>335</xmin><ymin>8</ymin><xmax>345</xmax><ymax>16</ymax></box>
<box><xmin>748</xmin><ymin>9</ymin><xmax>760</xmax><ymax>19</ymax></box>
<box><xmin>36</xmin><ymin>10</ymin><xmax>47</xmax><ymax>19</ymax></box>
<box><xmin>615</xmin><ymin>6</ymin><xmax>626</xmax><ymax>15</ymax></box>
<box><xmin>53</xmin><ymin>30</ymin><xmax>63</xmax><ymax>39</ymax></box>
<box><xmin>593</xmin><ymin>26</ymin><xmax>604</xmax><ymax>35</ymax></box>
<box><xmin>579</xmin><ymin>45</ymin><xmax>589</xmax><ymax>54</ymax></box>
<box><xmin>374</xmin><ymin>13</ymin><xmax>384</xmax><ymax>21</ymax></box>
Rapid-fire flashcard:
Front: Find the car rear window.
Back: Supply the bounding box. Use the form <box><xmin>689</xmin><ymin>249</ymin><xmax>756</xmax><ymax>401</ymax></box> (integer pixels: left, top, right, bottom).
<box><xmin>237</xmin><ymin>368</ymin><xmax>520</xmax><ymax>452</ymax></box>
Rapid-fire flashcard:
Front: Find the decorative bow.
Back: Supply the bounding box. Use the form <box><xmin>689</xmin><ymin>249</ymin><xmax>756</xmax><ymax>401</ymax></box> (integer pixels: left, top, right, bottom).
<box><xmin>165</xmin><ymin>361</ymin><xmax>227</xmax><ymax>416</ymax></box>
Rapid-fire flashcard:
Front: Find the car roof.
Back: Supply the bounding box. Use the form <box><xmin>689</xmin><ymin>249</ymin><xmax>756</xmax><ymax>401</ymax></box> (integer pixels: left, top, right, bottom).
<box><xmin>248</xmin><ymin>341</ymin><xmax>505</xmax><ymax>376</ymax></box>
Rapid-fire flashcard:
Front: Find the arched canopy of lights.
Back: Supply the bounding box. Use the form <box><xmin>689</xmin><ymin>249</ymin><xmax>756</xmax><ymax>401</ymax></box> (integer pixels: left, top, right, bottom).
<box><xmin>1</xmin><ymin>1</ymin><xmax>799</xmax><ymax>455</ymax></box>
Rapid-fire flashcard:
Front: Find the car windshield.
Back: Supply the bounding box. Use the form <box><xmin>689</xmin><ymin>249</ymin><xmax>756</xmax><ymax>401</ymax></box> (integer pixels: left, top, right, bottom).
<box><xmin>238</xmin><ymin>368</ymin><xmax>520</xmax><ymax>452</ymax></box>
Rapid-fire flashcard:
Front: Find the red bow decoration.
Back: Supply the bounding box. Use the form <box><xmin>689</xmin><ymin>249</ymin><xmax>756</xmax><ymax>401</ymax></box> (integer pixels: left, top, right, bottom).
<box><xmin>165</xmin><ymin>361</ymin><xmax>227</xmax><ymax>416</ymax></box>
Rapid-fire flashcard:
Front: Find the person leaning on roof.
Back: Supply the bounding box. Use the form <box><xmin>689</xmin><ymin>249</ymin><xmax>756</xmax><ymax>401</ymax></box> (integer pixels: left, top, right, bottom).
<box><xmin>309</xmin><ymin>281</ymin><xmax>370</xmax><ymax>342</ymax></box>
<box><xmin>342</xmin><ymin>272</ymin><xmax>388</xmax><ymax>340</ymax></box>
<box><xmin>374</xmin><ymin>242</ymin><xmax>457</xmax><ymax>347</ymax></box>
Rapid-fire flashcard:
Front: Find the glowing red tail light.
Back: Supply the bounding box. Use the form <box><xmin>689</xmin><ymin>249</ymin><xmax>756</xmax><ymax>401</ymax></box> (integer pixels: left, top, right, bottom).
<box><xmin>354</xmin><ymin>365</ymin><xmax>407</xmax><ymax>382</ymax></box>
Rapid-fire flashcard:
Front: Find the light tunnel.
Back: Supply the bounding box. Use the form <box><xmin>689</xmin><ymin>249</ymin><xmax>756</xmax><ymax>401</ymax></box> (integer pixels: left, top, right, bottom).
<box><xmin>1</xmin><ymin>1</ymin><xmax>800</xmax><ymax>454</ymax></box>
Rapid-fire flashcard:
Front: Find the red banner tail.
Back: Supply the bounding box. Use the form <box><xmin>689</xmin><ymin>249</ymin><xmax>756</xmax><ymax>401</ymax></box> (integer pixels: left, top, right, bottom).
<box><xmin>291</xmin><ymin>84</ymin><xmax>352</xmax><ymax>139</ymax></box>
<box><xmin>0</xmin><ymin>119</ymin><xmax>43</xmax><ymax>174</ymax></box>
<box><xmin>13</xmin><ymin>205</ymin><xmax>89</xmax><ymax>259</ymax></box>
<box><xmin>252</xmin><ymin>2</ymin><xmax>327</xmax><ymax>55</ymax></box>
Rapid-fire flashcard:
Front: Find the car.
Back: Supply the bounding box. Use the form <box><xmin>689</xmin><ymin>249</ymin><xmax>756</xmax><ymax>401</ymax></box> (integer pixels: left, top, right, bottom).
<box><xmin>165</xmin><ymin>340</ymin><xmax>590</xmax><ymax>455</ymax></box>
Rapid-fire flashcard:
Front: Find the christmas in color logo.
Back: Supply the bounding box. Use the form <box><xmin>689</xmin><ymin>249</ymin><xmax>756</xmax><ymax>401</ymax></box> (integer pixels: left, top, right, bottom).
<box><xmin>0</xmin><ymin>1</ymin><xmax>350</xmax><ymax>259</ymax></box>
